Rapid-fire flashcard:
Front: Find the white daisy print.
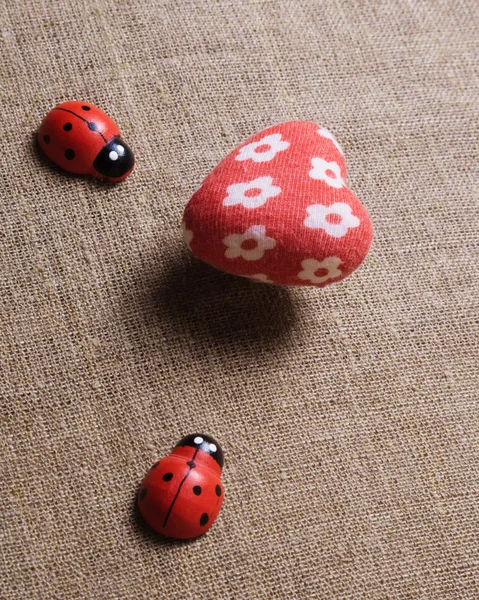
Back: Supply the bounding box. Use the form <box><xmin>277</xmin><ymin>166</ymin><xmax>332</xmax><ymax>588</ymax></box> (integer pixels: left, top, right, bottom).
<box><xmin>317</xmin><ymin>128</ymin><xmax>344</xmax><ymax>156</ymax></box>
<box><xmin>181</xmin><ymin>221</ymin><xmax>193</xmax><ymax>247</ymax></box>
<box><xmin>223</xmin><ymin>176</ymin><xmax>281</xmax><ymax>209</ymax></box>
<box><xmin>298</xmin><ymin>257</ymin><xmax>343</xmax><ymax>285</ymax></box>
<box><xmin>250</xmin><ymin>273</ymin><xmax>274</xmax><ymax>284</ymax></box>
<box><xmin>223</xmin><ymin>225</ymin><xmax>276</xmax><ymax>261</ymax></box>
<box><xmin>304</xmin><ymin>202</ymin><xmax>360</xmax><ymax>238</ymax></box>
<box><xmin>309</xmin><ymin>157</ymin><xmax>345</xmax><ymax>188</ymax></box>
<box><xmin>235</xmin><ymin>133</ymin><xmax>290</xmax><ymax>163</ymax></box>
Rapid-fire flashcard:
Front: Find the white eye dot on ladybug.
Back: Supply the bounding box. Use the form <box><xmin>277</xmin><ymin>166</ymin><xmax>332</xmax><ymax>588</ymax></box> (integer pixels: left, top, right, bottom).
<box><xmin>108</xmin><ymin>144</ymin><xmax>125</xmax><ymax>161</ymax></box>
<box><xmin>209</xmin><ymin>443</ymin><xmax>217</xmax><ymax>453</ymax></box>
<box><xmin>194</xmin><ymin>436</ymin><xmax>203</xmax><ymax>445</ymax></box>
<box><xmin>92</xmin><ymin>138</ymin><xmax>133</xmax><ymax>179</ymax></box>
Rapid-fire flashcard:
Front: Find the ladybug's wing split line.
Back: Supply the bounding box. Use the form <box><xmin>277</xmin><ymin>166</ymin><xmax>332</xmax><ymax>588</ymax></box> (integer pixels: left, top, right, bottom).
<box><xmin>54</xmin><ymin>107</ymin><xmax>107</xmax><ymax>143</ymax></box>
<box><xmin>162</xmin><ymin>448</ymin><xmax>200</xmax><ymax>527</ymax></box>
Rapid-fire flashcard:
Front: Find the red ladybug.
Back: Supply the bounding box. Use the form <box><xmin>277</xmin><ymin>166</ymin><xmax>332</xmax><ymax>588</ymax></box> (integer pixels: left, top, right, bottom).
<box><xmin>138</xmin><ymin>434</ymin><xmax>224</xmax><ymax>539</ymax></box>
<box><xmin>38</xmin><ymin>100</ymin><xmax>134</xmax><ymax>181</ymax></box>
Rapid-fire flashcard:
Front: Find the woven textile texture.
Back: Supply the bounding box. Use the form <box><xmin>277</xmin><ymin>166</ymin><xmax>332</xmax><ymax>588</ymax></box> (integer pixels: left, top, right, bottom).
<box><xmin>1</xmin><ymin>1</ymin><xmax>478</xmax><ymax>598</ymax></box>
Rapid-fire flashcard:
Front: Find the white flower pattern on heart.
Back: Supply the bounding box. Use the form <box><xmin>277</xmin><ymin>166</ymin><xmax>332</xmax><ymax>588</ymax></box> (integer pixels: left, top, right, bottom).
<box><xmin>317</xmin><ymin>128</ymin><xmax>344</xmax><ymax>156</ymax></box>
<box><xmin>235</xmin><ymin>133</ymin><xmax>290</xmax><ymax>163</ymax></box>
<box><xmin>298</xmin><ymin>257</ymin><xmax>343</xmax><ymax>285</ymax></box>
<box><xmin>223</xmin><ymin>176</ymin><xmax>281</xmax><ymax>209</ymax></box>
<box><xmin>309</xmin><ymin>157</ymin><xmax>345</xmax><ymax>188</ymax></box>
<box><xmin>250</xmin><ymin>273</ymin><xmax>274</xmax><ymax>284</ymax></box>
<box><xmin>304</xmin><ymin>202</ymin><xmax>360</xmax><ymax>238</ymax></box>
<box><xmin>223</xmin><ymin>225</ymin><xmax>276</xmax><ymax>261</ymax></box>
<box><xmin>182</xmin><ymin>122</ymin><xmax>372</xmax><ymax>287</ymax></box>
<box><xmin>181</xmin><ymin>221</ymin><xmax>194</xmax><ymax>247</ymax></box>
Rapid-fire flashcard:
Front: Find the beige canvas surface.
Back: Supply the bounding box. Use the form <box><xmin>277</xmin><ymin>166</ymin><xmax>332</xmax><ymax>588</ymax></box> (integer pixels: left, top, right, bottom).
<box><xmin>1</xmin><ymin>1</ymin><xmax>478</xmax><ymax>598</ymax></box>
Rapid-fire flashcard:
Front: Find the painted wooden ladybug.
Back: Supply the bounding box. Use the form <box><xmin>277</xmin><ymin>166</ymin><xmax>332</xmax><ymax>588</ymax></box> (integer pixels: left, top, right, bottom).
<box><xmin>38</xmin><ymin>100</ymin><xmax>134</xmax><ymax>181</ymax></box>
<box><xmin>138</xmin><ymin>434</ymin><xmax>224</xmax><ymax>539</ymax></box>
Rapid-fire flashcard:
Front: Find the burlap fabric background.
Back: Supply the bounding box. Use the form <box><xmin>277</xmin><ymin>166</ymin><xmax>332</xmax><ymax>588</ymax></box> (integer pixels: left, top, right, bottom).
<box><xmin>2</xmin><ymin>1</ymin><xmax>478</xmax><ymax>598</ymax></box>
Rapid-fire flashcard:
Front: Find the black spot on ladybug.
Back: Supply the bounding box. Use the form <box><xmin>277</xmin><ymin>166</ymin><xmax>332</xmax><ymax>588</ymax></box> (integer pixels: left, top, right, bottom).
<box><xmin>200</xmin><ymin>513</ymin><xmax>209</xmax><ymax>526</ymax></box>
<box><xmin>63</xmin><ymin>122</ymin><xmax>72</xmax><ymax>131</ymax></box>
<box><xmin>150</xmin><ymin>462</ymin><xmax>160</xmax><ymax>470</ymax></box>
<box><xmin>88</xmin><ymin>122</ymin><xmax>98</xmax><ymax>131</ymax></box>
<box><xmin>81</xmin><ymin>105</ymin><xmax>91</xmax><ymax>111</ymax></box>
<box><xmin>139</xmin><ymin>488</ymin><xmax>147</xmax><ymax>501</ymax></box>
<box><xmin>187</xmin><ymin>461</ymin><xmax>196</xmax><ymax>469</ymax></box>
<box><xmin>162</xmin><ymin>472</ymin><xmax>173</xmax><ymax>482</ymax></box>
<box><xmin>216</xmin><ymin>485</ymin><xmax>222</xmax><ymax>497</ymax></box>
<box><xmin>193</xmin><ymin>486</ymin><xmax>202</xmax><ymax>496</ymax></box>
<box><xmin>43</xmin><ymin>134</ymin><xmax>50</xmax><ymax>144</ymax></box>
<box><xmin>64</xmin><ymin>149</ymin><xmax>75</xmax><ymax>160</ymax></box>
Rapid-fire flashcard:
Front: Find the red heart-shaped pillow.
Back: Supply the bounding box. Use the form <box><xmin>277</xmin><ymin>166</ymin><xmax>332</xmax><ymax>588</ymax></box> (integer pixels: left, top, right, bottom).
<box><xmin>183</xmin><ymin>122</ymin><xmax>373</xmax><ymax>287</ymax></box>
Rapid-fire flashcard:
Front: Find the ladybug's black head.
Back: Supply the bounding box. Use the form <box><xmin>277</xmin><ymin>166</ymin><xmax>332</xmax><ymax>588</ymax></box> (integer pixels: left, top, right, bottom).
<box><xmin>175</xmin><ymin>434</ymin><xmax>224</xmax><ymax>468</ymax></box>
<box><xmin>93</xmin><ymin>136</ymin><xmax>135</xmax><ymax>180</ymax></box>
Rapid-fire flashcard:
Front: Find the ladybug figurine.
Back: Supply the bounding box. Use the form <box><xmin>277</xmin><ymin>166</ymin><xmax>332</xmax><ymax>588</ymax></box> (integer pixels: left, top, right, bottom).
<box><xmin>38</xmin><ymin>100</ymin><xmax>134</xmax><ymax>181</ymax></box>
<box><xmin>138</xmin><ymin>434</ymin><xmax>224</xmax><ymax>539</ymax></box>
